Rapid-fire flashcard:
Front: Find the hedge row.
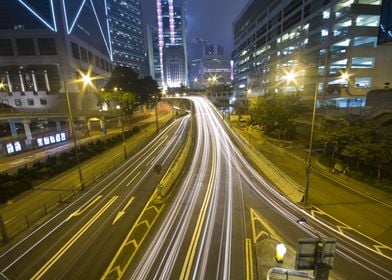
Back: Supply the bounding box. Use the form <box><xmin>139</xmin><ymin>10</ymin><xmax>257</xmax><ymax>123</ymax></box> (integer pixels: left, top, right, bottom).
<box><xmin>0</xmin><ymin>126</ymin><xmax>140</xmax><ymax>203</ymax></box>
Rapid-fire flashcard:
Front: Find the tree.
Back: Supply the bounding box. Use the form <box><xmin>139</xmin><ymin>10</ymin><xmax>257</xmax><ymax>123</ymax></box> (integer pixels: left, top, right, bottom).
<box><xmin>100</xmin><ymin>67</ymin><xmax>160</xmax><ymax>113</ymax></box>
<box><xmin>248</xmin><ymin>93</ymin><xmax>302</xmax><ymax>139</ymax></box>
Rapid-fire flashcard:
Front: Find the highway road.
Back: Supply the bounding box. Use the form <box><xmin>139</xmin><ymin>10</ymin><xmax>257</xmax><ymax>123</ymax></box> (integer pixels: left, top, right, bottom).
<box><xmin>1</xmin><ymin>97</ymin><xmax>391</xmax><ymax>279</ymax></box>
<box><xmin>0</xmin><ymin>115</ymin><xmax>189</xmax><ymax>279</ymax></box>
<box><xmin>124</xmin><ymin>97</ymin><xmax>392</xmax><ymax>279</ymax></box>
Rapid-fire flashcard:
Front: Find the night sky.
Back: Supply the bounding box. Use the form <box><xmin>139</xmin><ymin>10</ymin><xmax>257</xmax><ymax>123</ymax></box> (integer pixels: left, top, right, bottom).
<box><xmin>142</xmin><ymin>0</ymin><xmax>250</xmax><ymax>54</ymax></box>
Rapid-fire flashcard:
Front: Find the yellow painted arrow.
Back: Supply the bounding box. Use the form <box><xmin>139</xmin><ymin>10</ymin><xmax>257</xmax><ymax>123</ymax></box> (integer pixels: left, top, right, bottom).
<box><xmin>66</xmin><ymin>195</ymin><xmax>102</xmax><ymax>221</ymax></box>
<box><xmin>113</xmin><ymin>196</ymin><xmax>135</xmax><ymax>225</ymax></box>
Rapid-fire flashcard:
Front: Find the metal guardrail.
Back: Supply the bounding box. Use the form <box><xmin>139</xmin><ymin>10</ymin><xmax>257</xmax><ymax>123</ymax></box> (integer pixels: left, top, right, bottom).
<box><xmin>0</xmin><ymin>115</ymin><xmax>175</xmax><ymax>244</ymax></box>
<box><xmin>267</xmin><ymin>267</ymin><xmax>314</xmax><ymax>280</ymax></box>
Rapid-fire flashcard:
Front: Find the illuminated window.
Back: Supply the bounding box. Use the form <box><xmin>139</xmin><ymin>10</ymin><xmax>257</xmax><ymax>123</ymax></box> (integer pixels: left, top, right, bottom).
<box><xmin>353</xmin><ymin>37</ymin><xmax>377</xmax><ymax>47</ymax></box>
<box><xmin>333</xmin><ymin>19</ymin><xmax>352</xmax><ymax>36</ymax></box>
<box><xmin>323</xmin><ymin>9</ymin><xmax>330</xmax><ymax>19</ymax></box>
<box><xmin>329</xmin><ymin>59</ymin><xmax>348</xmax><ymax>74</ymax></box>
<box><xmin>351</xmin><ymin>57</ymin><xmax>375</xmax><ymax>68</ymax></box>
<box><xmin>356</xmin><ymin>15</ymin><xmax>380</xmax><ymax>26</ymax></box>
<box><xmin>355</xmin><ymin>77</ymin><xmax>372</xmax><ymax>88</ymax></box>
<box><xmin>358</xmin><ymin>0</ymin><xmax>381</xmax><ymax>4</ymax></box>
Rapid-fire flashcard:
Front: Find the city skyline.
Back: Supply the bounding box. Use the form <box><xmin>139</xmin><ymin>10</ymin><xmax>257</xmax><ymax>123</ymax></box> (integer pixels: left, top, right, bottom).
<box><xmin>142</xmin><ymin>0</ymin><xmax>249</xmax><ymax>53</ymax></box>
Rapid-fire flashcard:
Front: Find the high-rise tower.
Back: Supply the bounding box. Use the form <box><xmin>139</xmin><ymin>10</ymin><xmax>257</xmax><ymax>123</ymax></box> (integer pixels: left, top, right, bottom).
<box><xmin>156</xmin><ymin>0</ymin><xmax>187</xmax><ymax>89</ymax></box>
<box><xmin>107</xmin><ymin>0</ymin><xmax>145</xmax><ymax>73</ymax></box>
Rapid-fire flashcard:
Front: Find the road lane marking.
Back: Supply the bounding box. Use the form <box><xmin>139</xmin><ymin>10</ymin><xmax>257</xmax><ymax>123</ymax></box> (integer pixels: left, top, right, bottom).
<box><xmin>250</xmin><ymin>208</ymin><xmax>272</xmax><ymax>243</ymax></box>
<box><xmin>66</xmin><ymin>195</ymin><xmax>102</xmax><ymax>221</ymax></box>
<box><xmin>31</xmin><ymin>196</ymin><xmax>118</xmax><ymax>280</ymax></box>
<box><xmin>102</xmin><ymin>190</ymin><xmax>164</xmax><ymax>279</ymax></box>
<box><xmin>126</xmin><ymin>171</ymin><xmax>141</xmax><ymax>187</ymax></box>
<box><xmin>112</xmin><ymin>196</ymin><xmax>135</xmax><ymax>225</ymax></box>
<box><xmin>307</xmin><ymin>206</ymin><xmax>392</xmax><ymax>260</ymax></box>
<box><xmin>245</xmin><ymin>238</ymin><xmax>254</xmax><ymax>280</ymax></box>
<box><xmin>180</xmin><ymin>148</ymin><xmax>217</xmax><ymax>280</ymax></box>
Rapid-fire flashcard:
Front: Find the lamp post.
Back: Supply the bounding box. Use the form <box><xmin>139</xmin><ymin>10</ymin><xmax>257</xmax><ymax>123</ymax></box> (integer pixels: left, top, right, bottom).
<box><xmin>64</xmin><ymin>72</ymin><xmax>92</xmax><ymax>191</ymax></box>
<box><xmin>282</xmin><ymin>69</ymin><xmax>316</xmax><ymax>206</ymax></box>
<box><xmin>303</xmin><ymin>71</ymin><xmax>350</xmax><ymax>206</ymax></box>
<box><xmin>303</xmin><ymin>74</ymin><xmax>319</xmax><ymax>206</ymax></box>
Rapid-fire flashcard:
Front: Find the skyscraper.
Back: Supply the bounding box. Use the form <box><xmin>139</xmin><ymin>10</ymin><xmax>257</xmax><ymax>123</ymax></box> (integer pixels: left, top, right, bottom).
<box><xmin>156</xmin><ymin>0</ymin><xmax>188</xmax><ymax>89</ymax></box>
<box><xmin>0</xmin><ymin>0</ymin><xmax>113</xmax><ymax>111</ymax></box>
<box><xmin>107</xmin><ymin>0</ymin><xmax>145</xmax><ymax>73</ymax></box>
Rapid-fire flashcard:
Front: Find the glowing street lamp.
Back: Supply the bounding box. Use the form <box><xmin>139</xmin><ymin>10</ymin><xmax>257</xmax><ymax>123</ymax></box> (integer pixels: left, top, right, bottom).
<box><xmin>341</xmin><ymin>72</ymin><xmax>350</xmax><ymax>81</ymax></box>
<box><xmin>283</xmin><ymin>71</ymin><xmax>297</xmax><ymax>82</ymax></box>
<box><xmin>275</xmin><ymin>243</ymin><xmax>287</xmax><ymax>263</ymax></box>
<box><xmin>64</xmin><ymin>70</ymin><xmax>94</xmax><ymax>191</ymax></box>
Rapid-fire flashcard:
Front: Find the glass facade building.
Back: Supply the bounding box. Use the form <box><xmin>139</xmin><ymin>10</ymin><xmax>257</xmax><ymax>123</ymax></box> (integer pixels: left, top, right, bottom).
<box><xmin>156</xmin><ymin>0</ymin><xmax>188</xmax><ymax>89</ymax></box>
<box><xmin>0</xmin><ymin>0</ymin><xmax>113</xmax><ymax>111</ymax></box>
<box><xmin>107</xmin><ymin>0</ymin><xmax>145</xmax><ymax>73</ymax></box>
<box><xmin>233</xmin><ymin>0</ymin><xmax>392</xmax><ymax>108</ymax></box>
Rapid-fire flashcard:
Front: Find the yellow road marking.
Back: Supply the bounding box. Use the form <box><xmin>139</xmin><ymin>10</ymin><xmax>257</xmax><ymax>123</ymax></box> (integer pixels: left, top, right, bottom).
<box><xmin>66</xmin><ymin>195</ymin><xmax>102</xmax><ymax>221</ymax></box>
<box><xmin>180</xmin><ymin>148</ymin><xmax>217</xmax><ymax>280</ymax></box>
<box><xmin>250</xmin><ymin>208</ymin><xmax>271</xmax><ymax>243</ymax></box>
<box><xmin>126</xmin><ymin>171</ymin><xmax>141</xmax><ymax>187</ymax></box>
<box><xmin>31</xmin><ymin>196</ymin><xmax>118</xmax><ymax>280</ymax></box>
<box><xmin>102</xmin><ymin>190</ymin><xmax>164</xmax><ymax>279</ymax></box>
<box><xmin>112</xmin><ymin>196</ymin><xmax>136</xmax><ymax>225</ymax></box>
<box><xmin>245</xmin><ymin>238</ymin><xmax>254</xmax><ymax>280</ymax></box>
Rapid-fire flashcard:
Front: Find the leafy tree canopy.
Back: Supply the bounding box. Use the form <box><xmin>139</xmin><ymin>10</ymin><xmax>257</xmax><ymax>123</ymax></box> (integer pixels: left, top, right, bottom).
<box><xmin>100</xmin><ymin>67</ymin><xmax>161</xmax><ymax>113</ymax></box>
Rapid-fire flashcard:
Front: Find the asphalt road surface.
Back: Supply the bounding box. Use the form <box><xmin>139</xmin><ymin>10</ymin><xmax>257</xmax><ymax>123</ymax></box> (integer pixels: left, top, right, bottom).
<box><xmin>1</xmin><ymin>97</ymin><xmax>391</xmax><ymax>279</ymax></box>
<box><xmin>0</xmin><ymin>116</ymin><xmax>189</xmax><ymax>279</ymax></box>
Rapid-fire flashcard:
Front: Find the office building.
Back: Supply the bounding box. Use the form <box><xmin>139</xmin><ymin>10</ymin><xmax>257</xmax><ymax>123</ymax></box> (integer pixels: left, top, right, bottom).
<box><xmin>156</xmin><ymin>0</ymin><xmax>188</xmax><ymax>89</ymax></box>
<box><xmin>0</xmin><ymin>0</ymin><xmax>113</xmax><ymax>112</ymax></box>
<box><xmin>189</xmin><ymin>44</ymin><xmax>231</xmax><ymax>89</ymax></box>
<box><xmin>232</xmin><ymin>0</ymin><xmax>392</xmax><ymax>108</ymax></box>
<box><xmin>107</xmin><ymin>0</ymin><xmax>145</xmax><ymax>73</ymax></box>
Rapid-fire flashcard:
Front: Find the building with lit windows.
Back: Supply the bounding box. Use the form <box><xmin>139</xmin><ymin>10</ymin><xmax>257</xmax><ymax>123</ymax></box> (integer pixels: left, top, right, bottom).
<box><xmin>146</xmin><ymin>25</ymin><xmax>162</xmax><ymax>85</ymax></box>
<box><xmin>107</xmin><ymin>0</ymin><xmax>145</xmax><ymax>73</ymax></box>
<box><xmin>156</xmin><ymin>0</ymin><xmax>188</xmax><ymax>89</ymax></box>
<box><xmin>232</xmin><ymin>0</ymin><xmax>392</xmax><ymax>108</ymax></box>
<box><xmin>0</xmin><ymin>0</ymin><xmax>113</xmax><ymax>112</ymax></box>
<box><xmin>189</xmin><ymin>44</ymin><xmax>232</xmax><ymax>89</ymax></box>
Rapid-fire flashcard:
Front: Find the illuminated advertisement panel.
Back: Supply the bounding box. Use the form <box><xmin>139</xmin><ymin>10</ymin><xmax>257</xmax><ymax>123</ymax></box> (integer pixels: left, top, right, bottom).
<box><xmin>6</xmin><ymin>143</ymin><xmax>15</xmax><ymax>154</ymax></box>
<box><xmin>14</xmin><ymin>141</ymin><xmax>22</xmax><ymax>152</ymax></box>
<box><xmin>36</xmin><ymin>131</ymin><xmax>67</xmax><ymax>149</ymax></box>
<box><xmin>5</xmin><ymin>141</ymin><xmax>23</xmax><ymax>154</ymax></box>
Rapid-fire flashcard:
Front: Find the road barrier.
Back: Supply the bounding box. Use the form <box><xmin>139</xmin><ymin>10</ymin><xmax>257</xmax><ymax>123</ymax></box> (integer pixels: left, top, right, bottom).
<box><xmin>0</xmin><ymin>115</ymin><xmax>175</xmax><ymax>245</ymax></box>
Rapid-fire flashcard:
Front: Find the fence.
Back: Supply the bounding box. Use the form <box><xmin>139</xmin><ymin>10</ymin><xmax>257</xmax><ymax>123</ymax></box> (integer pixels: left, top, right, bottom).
<box><xmin>0</xmin><ymin>115</ymin><xmax>174</xmax><ymax>244</ymax></box>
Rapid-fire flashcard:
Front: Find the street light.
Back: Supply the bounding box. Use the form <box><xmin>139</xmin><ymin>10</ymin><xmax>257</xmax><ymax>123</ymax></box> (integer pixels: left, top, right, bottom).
<box><xmin>302</xmin><ymin>70</ymin><xmax>350</xmax><ymax>206</ymax></box>
<box><xmin>281</xmin><ymin>68</ymin><xmax>319</xmax><ymax>206</ymax></box>
<box><xmin>64</xmin><ymin>71</ymin><xmax>93</xmax><ymax>191</ymax></box>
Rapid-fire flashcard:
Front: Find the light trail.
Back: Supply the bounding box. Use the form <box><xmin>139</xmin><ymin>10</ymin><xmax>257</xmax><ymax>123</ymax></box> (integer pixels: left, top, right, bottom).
<box><xmin>0</xmin><ymin>117</ymin><xmax>188</xmax><ymax>276</ymax></box>
<box><xmin>129</xmin><ymin>96</ymin><xmax>392</xmax><ymax>280</ymax></box>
